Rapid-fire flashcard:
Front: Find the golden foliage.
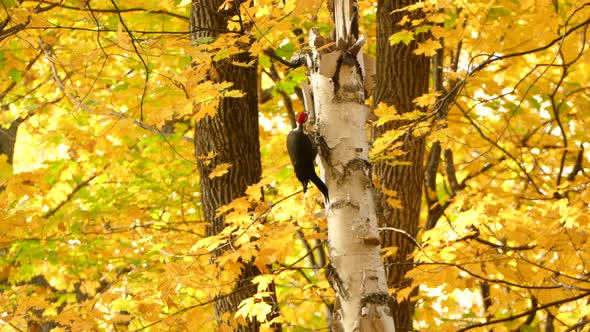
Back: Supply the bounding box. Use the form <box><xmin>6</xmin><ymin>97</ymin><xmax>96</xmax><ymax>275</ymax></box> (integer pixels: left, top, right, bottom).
<box><xmin>0</xmin><ymin>0</ymin><xmax>589</xmax><ymax>330</ymax></box>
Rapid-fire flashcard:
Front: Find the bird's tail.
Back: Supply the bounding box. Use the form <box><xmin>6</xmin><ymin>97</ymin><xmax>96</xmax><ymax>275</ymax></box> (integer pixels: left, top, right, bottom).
<box><xmin>309</xmin><ymin>173</ymin><xmax>329</xmax><ymax>202</ymax></box>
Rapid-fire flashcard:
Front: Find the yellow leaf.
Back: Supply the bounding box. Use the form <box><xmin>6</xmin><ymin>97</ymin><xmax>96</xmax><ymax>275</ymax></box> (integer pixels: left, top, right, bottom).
<box><xmin>0</xmin><ymin>154</ymin><xmax>13</xmax><ymax>182</ymax></box>
<box><xmin>373</xmin><ymin>102</ymin><xmax>427</xmax><ymax>126</ymax></box>
<box><xmin>209</xmin><ymin>162</ymin><xmax>231</xmax><ymax>179</ymax></box>
<box><xmin>427</xmin><ymin>13</ymin><xmax>448</xmax><ymax>23</ymax></box>
<box><xmin>194</xmin><ymin>101</ymin><xmax>218</xmax><ymax>121</ymax></box>
<box><xmin>413</xmin><ymin>39</ymin><xmax>442</xmax><ymax>57</ymax></box>
<box><xmin>381</xmin><ymin>188</ymin><xmax>397</xmax><ymax>197</ymax></box>
<box><xmin>252</xmin><ymin>274</ymin><xmax>275</xmax><ymax>292</ymax></box>
<box><xmin>137</xmin><ymin>303</ymin><xmax>161</xmax><ymax>322</ymax></box>
<box><xmin>386</xmin><ymin>198</ymin><xmax>403</xmax><ymax>209</ymax></box>
<box><xmin>224</xmin><ymin>89</ymin><xmax>246</xmax><ymax>98</ymax></box>
<box><xmin>382</xmin><ymin>246</ymin><xmax>399</xmax><ymax>258</ymax></box>
<box><xmin>455</xmin><ymin>208</ymin><xmax>482</xmax><ymax>228</ymax></box>
<box><xmin>399</xmin><ymin>15</ymin><xmax>410</xmax><ymax>26</ymax></box>
<box><xmin>373</xmin><ymin>103</ymin><xmax>398</xmax><ymax>126</ymax></box>
<box><xmin>245</xmin><ymin>178</ymin><xmax>270</xmax><ymax>201</ymax></box>
<box><xmin>236</xmin><ymin>295</ymin><xmax>273</xmax><ymax>323</ymax></box>
<box><xmin>371</xmin><ymin>134</ymin><xmax>404</xmax><ymax>160</ymax></box>
<box><xmin>439</xmin><ymin>246</ymin><xmax>457</xmax><ymax>261</ymax></box>
<box><xmin>192</xmin><ymin>233</ymin><xmax>230</xmax><ymax>252</ymax></box>
<box><xmin>230</xmin><ymin>60</ymin><xmax>257</xmax><ymax>68</ymax></box>
<box><xmin>196</xmin><ymin>151</ymin><xmax>218</xmax><ymax>166</ymax></box>
<box><xmin>411</xmin><ymin>19</ymin><xmax>424</xmax><ymax>26</ymax></box>
<box><xmin>396</xmin><ymin>286</ymin><xmax>414</xmax><ymax>302</ymax></box>
<box><xmin>413</xmin><ymin>91</ymin><xmax>441</xmax><ymax>108</ymax></box>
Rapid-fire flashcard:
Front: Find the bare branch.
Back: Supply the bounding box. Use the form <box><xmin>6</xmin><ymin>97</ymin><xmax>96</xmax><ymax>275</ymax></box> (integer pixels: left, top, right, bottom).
<box><xmin>263</xmin><ymin>49</ymin><xmax>303</xmax><ymax>69</ymax></box>
<box><xmin>425</xmin><ymin>143</ymin><xmax>447</xmax><ymax>230</ymax></box>
<box><xmin>0</xmin><ymin>50</ymin><xmax>43</xmax><ymax>99</ymax></box>
<box><xmin>456</xmin><ymin>291</ymin><xmax>590</xmax><ymax>332</ymax></box>
<box><xmin>470</xmin><ymin>12</ymin><xmax>590</xmax><ymax>74</ymax></box>
<box><xmin>43</xmin><ymin>167</ymin><xmax>107</xmax><ymax>218</ymax></box>
<box><xmin>455</xmin><ymin>102</ymin><xmax>544</xmax><ymax>195</ymax></box>
<box><xmin>472</xmin><ymin>236</ymin><xmax>536</xmax><ymax>251</ymax></box>
<box><xmin>379</xmin><ymin>227</ymin><xmax>421</xmax><ymax>250</ymax></box>
<box><xmin>295</xmin><ymin>227</ymin><xmax>318</xmax><ymax>268</ymax></box>
<box><xmin>564</xmin><ymin>318</ymin><xmax>590</xmax><ymax>332</ymax></box>
<box><xmin>443</xmin><ymin>149</ymin><xmax>462</xmax><ymax>194</ymax></box>
<box><xmin>109</xmin><ymin>0</ymin><xmax>149</xmax><ymax>122</ymax></box>
<box><xmin>23</xmin><ymin>0</ymin><xmax>190</xmax><ymax>22</ymax></box>
<box><xmin>425</xmin><ymin>142</ymin><xmax>441</xmax><ymax>193</ymax></box>
<box><xmin>38</xmin><ymin>37</ymin><xmax>192</xmax><ymax>142</ymax></box>
<box><xmin>567</xmin><ymin>146</ymin><xmax>585</xmax><ymax>181</ymax></box>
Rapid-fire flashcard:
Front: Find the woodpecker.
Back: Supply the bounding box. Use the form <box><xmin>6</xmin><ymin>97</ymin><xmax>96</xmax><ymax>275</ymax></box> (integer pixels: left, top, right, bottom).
<box><xmin>287</xmin><ymin>112</ymin><xmax>329</xmax><ymax>202</ymax></box>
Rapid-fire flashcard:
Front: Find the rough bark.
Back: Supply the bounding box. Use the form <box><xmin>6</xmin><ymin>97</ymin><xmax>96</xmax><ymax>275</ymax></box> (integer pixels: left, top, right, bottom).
<box><xmin>0</xmin><ymin>111</ymin><xmax>22</xmax><ymax>165</ymax></box>
<box><xmin>0</xmin><ymin>114</ymin><xmax>23</xmax><ymax>192</ymax></box>
<box><xmin>0</xmin><ymin>123</ymin><xmax>19</xmax><ymax>164</ymax></box>
<box><xmin>193</xmin><ymin>51</ymin><xmax>261</xmax><ymax>235</ymax></box>
<box><xmin>191</xmin><ymin>1</ymin><xmax>274</xmax><ymax>330</ymax></box>
<box><xmin>304</xmin><ymin>1</ymin><xmax>396</xmax><ymax>331</ymax></box>
<box><xmin>373</xmin><ymin>0</ymin><xmax>430</xmax><ymax>330</ymax></box>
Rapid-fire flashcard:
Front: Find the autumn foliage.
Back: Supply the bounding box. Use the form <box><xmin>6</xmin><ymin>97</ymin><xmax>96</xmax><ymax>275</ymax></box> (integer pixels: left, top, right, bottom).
<box><xmin>1</xmin><ymin>0</ymin><xmax>589</xmax><ymax>331</ymax></box>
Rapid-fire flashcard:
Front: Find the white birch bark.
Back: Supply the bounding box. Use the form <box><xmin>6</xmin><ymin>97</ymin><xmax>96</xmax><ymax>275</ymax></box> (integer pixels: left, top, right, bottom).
<box><xmin>301</xmin><ymin>1</ymin><xmax>396</xmax><ymax>330</ymax></box>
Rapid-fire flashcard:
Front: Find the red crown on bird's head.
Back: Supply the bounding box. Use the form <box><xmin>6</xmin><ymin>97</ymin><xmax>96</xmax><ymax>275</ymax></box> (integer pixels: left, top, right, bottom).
<box><xmin>296</xmin><ymin>112</ymin><xmax>309</xmax><ymax>124</ymax></box>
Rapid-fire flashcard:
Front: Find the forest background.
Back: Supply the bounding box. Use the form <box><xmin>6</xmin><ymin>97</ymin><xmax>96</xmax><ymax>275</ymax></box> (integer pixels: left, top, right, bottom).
<box><xmin>0</xmin><ymin>0</ymin><xmax>589</xmax><ymax>331</ymax></box>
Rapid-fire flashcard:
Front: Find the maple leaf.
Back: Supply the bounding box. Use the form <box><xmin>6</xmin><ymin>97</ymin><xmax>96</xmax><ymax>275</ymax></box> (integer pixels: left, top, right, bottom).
<box><xmin>413</xmin><ymin>91</ymin><xmax>441</xmax><ymax>108</ymax></box>
<box><xmin>413</xmin><ymin>39</ymin><xmax>442</xmax><ymax>57</ymax></box>
<box><xmin>252</xmin><ymin>274</ymin><xmax>275</xmax><ymax>292</ymax></box>
<box><xmin>235</xmin><ymin>294</ymin><xmax>273</xmax><ymax>323</ymax></box>
<box><xmin>1</xmin><ymin>0</ymin><xmax>589</xmax><ymax>330</ymax></box>
<box><xmin>194</xmin><ymin>101</ymin><xmax>219</xmax><ymax>121</ymax></box>
<box><xmin>389</xmin><ymin>30</ymin><xmax>415</xmax><ymax>46</ymax></box>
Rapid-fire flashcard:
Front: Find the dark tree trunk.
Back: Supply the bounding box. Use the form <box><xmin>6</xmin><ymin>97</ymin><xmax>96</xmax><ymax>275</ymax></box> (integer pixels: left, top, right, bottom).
<box><xmin>373</xmin><ymin>0</ymin><xmax>430</xmax><ymax>330</ymax></box>
<box><xmin>193</xmin><ymin>52</ymin><xmax>262</xmax><ymax>235</ymax></box>
<box><xmin>0</xmin><ymin>113</ymin><xmax>22</xmax><ymax>192</ymax></box>
<box><xmin>190</xmin><ymin>1</ymin><xmax>277</xmax><ymax>331</ymax></box>
<box><xmin>0</xmin><ymin>114</ymin><xmax>22</xmax><ymax>165</ymax></box>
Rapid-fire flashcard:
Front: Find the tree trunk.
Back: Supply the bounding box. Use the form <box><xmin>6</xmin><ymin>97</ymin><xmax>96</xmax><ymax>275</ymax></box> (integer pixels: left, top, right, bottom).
<box><xmin>0</xmin><ymin>112</ymin><xmax>22</xmax><ymax>165</ymax></box>
<box><xmin>305</xmin><ymin>1</ymin><xmax>396</xmax><ymax>331</ymax></box>
<box><xmin>0</xmin><ymin>111</ymin><xmax>23</xmax><ymax>192</ymax></box>
<box><xmin>373</xmin><ymin>0</ymin><xmax>430</xmax><ymax>330</ymax></box>
<box><xmin>190</xmin><ymin>1</ymin><xmax>273</xmax><ymax>330</ymax></box>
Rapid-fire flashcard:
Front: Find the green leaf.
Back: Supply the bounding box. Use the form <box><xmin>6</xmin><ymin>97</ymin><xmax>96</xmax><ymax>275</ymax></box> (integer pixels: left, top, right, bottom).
<box><xmin>488</xmin><ymin>6</ymin><xmax>511</xmax><ymax>19</ymax></box>
<box><xmin>415</xmin><ymin>24</ymin><xmax>432</xmax><ymax>34</ymax></box>
<box><xmin>0</xmin><ymin>50</ymin><xmax>5</xmax><ymax>68</ymax></box>
<box><xmin>8</xmin><ymin>69</ymin><xmax>21</xmax><ymax>82</ymax></box>
<box><xmin>0</xmin><ymin>0</ymin><xmax>17</xmax><ymax>8</ymax></box>
<box><xmin>45</xmin><ymin>160</ymin><xmax>67</xmax><ymax>185</ymax></box>
<box><xmin>389</xmin><ymin>30</ymin><xmax>415</xmax><ymax>46</ymax></box>
<box><xmin>178</xmin><ymin>55</ymin><xmax>192</xmax><ymax>68</ymax></box>
<box><xmin>193</xmin><ymin>36</ymin><xmax>215</xmax><ymax>45</ymax></box>
<box><xmin>444</xmin><ymin>11</ymin><xmax>459</xmax><ymax>29</ymax></box>
<box><xmin>113</xmin><ymin>82</ymin><xmax>129</xmax><ymax>92</ymax></box>
<box><xmin>275</xmin><ymin>44</ymin><xmax>295</xmax><ymax>59</ymax></box>
<box><xmin>259</xmin><ymin>54</ymin><xmax>271</xmax><ymax>68</ymax></box>
<box><xmin>213</xmin><ymin>49</ymin><xmax>229</xmax><ymax>61</ymax></box>
<box><xmin>527</xmin><ymin>96</ymin><xmax>541</xmax><ymax>110</ymax></box>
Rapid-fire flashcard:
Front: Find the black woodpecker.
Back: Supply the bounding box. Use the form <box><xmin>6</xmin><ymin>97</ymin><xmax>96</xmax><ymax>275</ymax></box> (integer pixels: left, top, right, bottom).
<box><xmin>286</xmin><ymin>112</ymin><xmax>329</xmax><ymax>202</ymax></box>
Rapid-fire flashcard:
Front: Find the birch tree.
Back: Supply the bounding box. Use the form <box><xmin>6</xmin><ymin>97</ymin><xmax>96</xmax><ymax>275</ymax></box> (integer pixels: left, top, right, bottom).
<box><xmin>302</xmin><ymin>0</ymin><xmax>395</xmax><ymax>330</ymax></box>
